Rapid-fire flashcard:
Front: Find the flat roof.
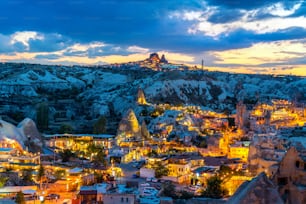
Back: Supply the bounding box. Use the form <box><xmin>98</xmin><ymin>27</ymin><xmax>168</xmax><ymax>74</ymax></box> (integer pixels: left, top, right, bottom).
<box><xmin>9</xmin><ymin>162</ymin><xmax>38</xmax><ymax>167</ymax></box>
<box><xmin>43</xmin><ymin>133</ymin><xmax>115</xmax><ymax>139</ymax></box>
<box><xmin>0</xmin><ymin>148</ymin><xmax>13</xmax><ymax>152</ymax></box>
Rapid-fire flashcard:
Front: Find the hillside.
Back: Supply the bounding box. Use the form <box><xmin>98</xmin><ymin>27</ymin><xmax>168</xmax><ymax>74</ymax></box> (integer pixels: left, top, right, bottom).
<box><xmin>0</xmin><ymin>60</ymin><xmax>305</xmax><ymax>134</ymax></box>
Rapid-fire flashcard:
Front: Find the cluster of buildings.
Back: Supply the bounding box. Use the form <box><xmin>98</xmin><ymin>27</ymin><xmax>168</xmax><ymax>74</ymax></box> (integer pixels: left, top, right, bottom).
<box><xmin>0</xmin><ymin>86</ymin><xmax>306</xmax><ymax>203</ymax></box>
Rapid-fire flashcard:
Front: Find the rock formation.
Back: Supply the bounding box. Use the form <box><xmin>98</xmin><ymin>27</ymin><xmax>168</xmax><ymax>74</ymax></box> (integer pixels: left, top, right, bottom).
<box><xmin>160</xmin><ymin>54</ymin><xmax>168</xmax><ymax>63</ymax></box>
<box><xmin>17</xmin><ymin>118</ymin><xmax>43</xmax><ymax>151</ymax></box>
<box><xmin>0</xmin><ymin>119</ymin><xmax>27</xmax><ymax>150</ymax></box>
<box><xmin>148</xmin><ymin>53</ymin><xmax>160</xmax><ymax>63</ymax></box>
<box><xmin>141</xmin><ymin>120</ymin><xmax>150</xmax><ymax>139</ymax></box>
<box><xmin>236</xmin><ymin>101</ymin><xmax>248</xmax><ymax>131</ymax></box>
<box><xmin>137</xmin><ymin>88</ymin><xmax>147</xmax><ymax>105</ymax></box>
<box><xmin>227</xmin><ymin>172</ymin><xmax>283</xmax><ymax>204</ymax></box>
<box><xmin>272</xmin><ymin>146</ymin><xmax>306</xmax><ymax>204</ymax></box>
<box><xmin>117</xmin><ymin>109</ymin><xmax>141</xmax><ymax>143</ymax></box>
<box><xmin>0</xmin><ymin>118</ymin><xmax>43</xmax><ymax>152</ymax></box>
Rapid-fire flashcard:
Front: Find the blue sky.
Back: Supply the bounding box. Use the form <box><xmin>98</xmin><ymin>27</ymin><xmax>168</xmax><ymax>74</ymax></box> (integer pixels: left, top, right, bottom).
<box><xmin>1</xmin><ymin>0</ymin><xmax>306</xmax><ymax>75</ymax></box>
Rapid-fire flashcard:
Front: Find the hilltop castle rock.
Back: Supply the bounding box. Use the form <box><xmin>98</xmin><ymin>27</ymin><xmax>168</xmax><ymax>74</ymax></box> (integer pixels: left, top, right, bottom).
<box><xmin>147</xmin><ymin>53</ymin><xmax>168</xmax><ymax>64</ymax></box>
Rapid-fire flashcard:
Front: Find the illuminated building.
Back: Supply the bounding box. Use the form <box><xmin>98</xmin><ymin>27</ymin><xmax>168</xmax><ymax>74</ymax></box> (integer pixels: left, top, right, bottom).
<box><xmin>44</xmin><ymin>133</ymin><xmax>115</xmax><ymax>152</ymax></box>
<box><xmin>228</xmin><ymin>141</ymin><xmax>250</xmax><ymax>162</ymax></box>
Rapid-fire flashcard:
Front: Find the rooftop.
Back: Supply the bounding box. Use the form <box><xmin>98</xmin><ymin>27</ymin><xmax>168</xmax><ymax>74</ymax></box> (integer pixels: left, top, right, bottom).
<box><xmin>0</xmin><ymin>148</ymin><xmax>13</xmax><ymax>152</ymax></box>
<box><xmin>43</xmin><ymin>133</ymin><xmax>115</xmax><ymax>139</ymax></box>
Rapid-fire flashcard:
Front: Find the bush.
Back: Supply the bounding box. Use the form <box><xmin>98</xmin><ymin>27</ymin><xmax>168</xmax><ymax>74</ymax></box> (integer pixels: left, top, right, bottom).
<box><xmin>202</xmin><ymin>176</ymin><xmax>227</xmax><ymax>198</ymax></box>
<box><xmin>93</xmin><ymin>116</ymin><xmax>107</xmax><ymax>134</ymax></box>
<box><xmin>59</xmin><ymin>124</ymin><xmax>73</xmax><ymax>134</ymax></box>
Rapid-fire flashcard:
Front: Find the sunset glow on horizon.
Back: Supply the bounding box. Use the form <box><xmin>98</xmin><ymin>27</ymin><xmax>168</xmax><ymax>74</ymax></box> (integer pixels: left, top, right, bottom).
<box><xmin>1</xmin><ymin>0</ymin><xmax>306</xmax><ymax>76</ymax></box>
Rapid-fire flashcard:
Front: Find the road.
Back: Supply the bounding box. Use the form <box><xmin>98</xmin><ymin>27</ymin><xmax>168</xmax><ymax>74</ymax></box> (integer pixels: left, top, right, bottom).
<box><xmin>25</xmin><ymin>192</ymin><xmax>76</xmax><ymax>204</ymax></box>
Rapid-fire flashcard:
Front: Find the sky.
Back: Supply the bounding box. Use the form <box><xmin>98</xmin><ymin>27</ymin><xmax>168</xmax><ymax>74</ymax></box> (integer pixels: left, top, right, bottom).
<box><xmin>1</xmin><ymin>0</ymin><xmax>306</xmax><ymax>76</ymax></box>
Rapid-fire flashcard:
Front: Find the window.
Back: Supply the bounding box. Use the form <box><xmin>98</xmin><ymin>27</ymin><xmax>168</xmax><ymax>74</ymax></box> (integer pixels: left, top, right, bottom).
<box><xmin>295</xmin><ymin>161</ymin><xmax>300</xmax><ymax>168</ymax></box>
<box><xmin>126</xmin><ymin>197</ymin><xmax>129</xmax><ymax>202</ymax></box>
<box><xmin>278</xmin><ymin>177</ymin><xmax>288</xmax><ymax>185</ymax></box>
<box><xmin>121</xmin><ymin>197</ymin><xmax>124</xmax><ymax>202</ymax></box>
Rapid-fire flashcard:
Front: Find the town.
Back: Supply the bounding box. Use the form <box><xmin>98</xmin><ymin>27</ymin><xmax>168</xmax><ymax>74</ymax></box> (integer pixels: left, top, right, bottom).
<box><xmin>0</xmin><ymin>62</ymin><xmax>305</xmax><ymax>204</ymax></box>
<box><xmin>1</xmin><ymin>0</ymin><xmax>306</xmax><ymax>203</ymax></box>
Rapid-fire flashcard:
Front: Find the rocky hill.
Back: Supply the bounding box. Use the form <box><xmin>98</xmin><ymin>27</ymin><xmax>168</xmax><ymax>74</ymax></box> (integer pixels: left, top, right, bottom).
<box><xmin>0</xmin><ymin>59</ymin><xmax>305</xmax><ymax>134</ymax></box>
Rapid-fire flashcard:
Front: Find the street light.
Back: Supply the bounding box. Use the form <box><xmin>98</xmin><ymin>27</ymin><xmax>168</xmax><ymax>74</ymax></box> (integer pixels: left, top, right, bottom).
<box><xmin>39</xmin><ymin>195</ymin><xmax>44</xmax><ymax>203</ymax></box>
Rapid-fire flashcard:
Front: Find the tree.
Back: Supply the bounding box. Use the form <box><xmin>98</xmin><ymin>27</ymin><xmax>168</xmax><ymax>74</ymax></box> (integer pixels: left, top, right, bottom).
<box><xmin>219</xmin><ymin>165</ymin><xmax>232</xmax><ymax>177</ymax></box>
<box><xmin>162</xmin><ymin>181</ymin><xmax>176</xmax><ymax>198</ymax></box>
<box><xmin>87</xmin><ymin>144</ymin><xmax>107</xmax><ymax>167</ymax></box>
<box><xmin>0</xmin><ymin>176</ymin><xmax>8</xmax><ymax>188</ymax></box>
<box><xmin>22</xmin><ymin>169</ymin><xmax>33</xmax><ymax>183</ymax></box>
<box><xmin>36</xmin><ymin>102</ymin><xmax>49</xmax><ymax>131</ymax></box>
<box><xmin>86</xmin><ymin>143</ymin><xmax>99</xmax><ymax>156</ymax></box>
<box><xmin>54</xmin><ymin>169</ymin><xmax>66</xmax><ymax>180</ymax></box>
<box><xmin>153</xmin><ymin>161</ymin><xmax>169</xmax><ymax>178</ymax></box>
<box><xmin>199</xmin><ymin>140</ymin><xmax>207</xmax><ymax>148</ymax></box>
<box><xmin>178</xmin><ymin>190</ymin><xmax>194</xmax><ymax>199</ymax></box>
<box><xmin>202</xmin><ymin>176</ymin><xmax>225</xmax><ymax>199</ymax></box>
<box><xmin>59</xmin><ymin>149</ymin><xmax>74</xmax><ymax>162</ymax></box>
<box><xmin>93</xmin><ymin>116</ymin><xmax>107</xmax><ymax>134</ymax></box>
<box><xmin>15</xmin><ymin>191</ymin><xmax>25</xmax><ymax>204</ymax></box>
<box><xmin>150</xmin><ymin>107</ymin><xmax>164</xmax><ymax>118</ymax></box>
<box><xmin>92</xmin><ymin>150</ymin><xmax>107</xmax><ymax>167</ymax></box>
<box><xmin>37</xmin><ymin>164</ymin><xmax>45</xmax><ymax>190</ymax></box>
<box><xmin>59</xmin><ymin>124</ymin><xmax>73</xmax><ymax>134</ymax></box>
<box><xmin>147</xmin><ymin>150</ymin><xmax>158</xmax><ymax>157</ymax></box>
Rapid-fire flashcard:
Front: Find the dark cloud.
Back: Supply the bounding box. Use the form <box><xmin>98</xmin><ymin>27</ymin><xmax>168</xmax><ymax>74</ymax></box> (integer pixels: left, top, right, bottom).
<box><xmin>0</xmin><ymin>0</ymin><xmax>305</xmax><ymax>67</ymax></box>
<box><xmin>205</xmin><ymin>0</ymin><xmax>281</xmax><ymax>9</ymax></box>
<box><xmin>207</xmin><ymin>9</ymin><xmax>244</xmax><ymax>23</ymax></box>
<box><xmin>35</xmin><ymin>54</ymin><xmax>62</xmax><ymax>60</ymax></box>
<box><xmin>29</xmin><ymin>33</ymin><xmax>73</xmax><ymax>52</ymax></box>
<box><xmin>87</xmin><ymin>45</ymin><xmax>131</xmax><ymax>58</ymax></box>
<box><xmin>63</xmin><ymin>50</ymin><xmax>86</xmax><ymax>57</ymax></box>
<box><xmin>0</xmin><ymin>0</ymin><xmax>201</xmax><ymax>43</ymax></box>
<box><xmin>12</xmin><ymin>42</ymin><xmax>28</xmax><ymax>52</ymax></box>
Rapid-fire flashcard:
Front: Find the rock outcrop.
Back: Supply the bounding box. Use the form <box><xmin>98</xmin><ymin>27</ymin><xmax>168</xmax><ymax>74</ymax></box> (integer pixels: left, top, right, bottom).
<box><xmin>160</xmin><ymin>54</ymin><xmax>168</xmax><ymax>63</ymax></box>
<box><xmin>227</xmin><ymin>172</ymin><xmax>283</xmax><ymax>204</ymax></box>
<box><xmin>148</xmin><ymin>53</ymin><xmax>160</xmax><ymax>63</ymax></box>
<box><xmin>137</xmin><ymin>88</ymin><xmax>147</xmax><ymax>105</ymax></box>
<box><xmin>0</xmin><ymin>118</ymin><xmax>42</xmax><ymax>152</ymax></box>
<box><xmin>141</xmin><ymin>120</ymin><xmax>150</xmax><ymax>139</ymax></box>
<box><xmin>17</xmin><ymin>118</ymin><xmax>43</xmax><ymax>151</ymax></box>
<box><xmin>0</xmin><ymin>119</ymin><xmax>27</xmax><ymax>150</ymax></box>
<box><xmin>117</xmin><ymin>109</ymin><xmax>141</xmax><ymax>143</ymax></box>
